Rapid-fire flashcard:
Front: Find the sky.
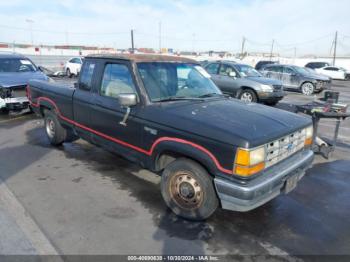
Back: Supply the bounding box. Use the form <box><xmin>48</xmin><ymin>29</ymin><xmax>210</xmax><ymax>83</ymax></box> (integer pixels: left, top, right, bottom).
<box><xmin>0</xmin><ymin>0</ymin><xmax>350</xmax><ymax>56</ymax></box>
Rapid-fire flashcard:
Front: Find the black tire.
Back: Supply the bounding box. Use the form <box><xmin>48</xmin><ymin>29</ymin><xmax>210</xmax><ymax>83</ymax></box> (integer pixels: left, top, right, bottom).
<box><xmin>44</xmin><ymin>110</ymin><xmax>67</xmax><ymax>146</ymax></box>
<box><xmin>301</xmin><ymin>82</ymin><xmax>315</xmax><ymax>96</ymax></box>
<box><xmin>161</xmin><ymin>158</ymin><xmax>219</xmax><ymax>221</ymax></box>
<box><xmin>238</xmin><ymin>89</ymin><xmax>257</xmax><ymax>103</ymax></box>
<box><xmin>265</xmin><ymin>100</ymin><xmax>279</xmax><ymax>106</ymax></box>
<box><xmin>66</xmin><ymin>68</ymin><xmax>72</xmax><ymax>78</ymax></box>
<box><xmin>65</xmin><ymin>129</ymin><xmax>79</xmax><ymax>142</ymax></box>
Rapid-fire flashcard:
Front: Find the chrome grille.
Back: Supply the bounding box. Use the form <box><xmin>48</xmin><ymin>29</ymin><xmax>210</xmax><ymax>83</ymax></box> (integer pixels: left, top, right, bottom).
<box><xmin>273</xmin><ymin>85</ymin><xmax>283</xmax><ymax>92</ymax></box>
<box><xmin>265</xmin><ymin>129</ymin><xmax>306</xmax><ymax>168</ymax></box>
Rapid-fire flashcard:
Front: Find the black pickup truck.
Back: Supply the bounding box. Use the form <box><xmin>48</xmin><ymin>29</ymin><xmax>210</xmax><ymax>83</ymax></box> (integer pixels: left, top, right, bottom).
<box><xmin>27</xmin><ymin>54</ymin><xmax>314</xmax><ymax>220</ymax></box>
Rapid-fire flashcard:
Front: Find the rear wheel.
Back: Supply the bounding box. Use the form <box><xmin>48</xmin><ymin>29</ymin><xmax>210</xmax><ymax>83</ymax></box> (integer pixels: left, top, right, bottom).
<box><xmin>44</xmin><ymin>110</ymin><xmax>67</xmax><ymax>146</ymax></box>
<box><xmin>238</xmin><ymin>89</ymin><xmax>257</xmax><ymax>103</ymax></box>
<box><xmin>161</xmin><ymin>158</ymin><xmax>219</xmax><ymax>221</ymax></box>
<box><xmin>301</xmin><ymin>82</ymin><xmax>315</xmax><ymax>95</ymax></box>
<box><xmin>66</xmin><ymin>68</ymin><xmax>72</xmax><ymax>78</ymax></box>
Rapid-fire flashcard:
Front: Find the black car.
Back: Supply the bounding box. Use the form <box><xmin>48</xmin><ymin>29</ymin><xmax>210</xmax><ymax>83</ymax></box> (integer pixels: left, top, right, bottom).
<box><xmin>204</xmin><ymin>61</ymin><xmax>284</xmax><ymax>105</ymax></box>
<box><xmin>305</xmin><ymin>62</ymin><xmax>330</xmax><ymax>70</ymax></box>
<box><xmin>27</xmin><ymin>54</ymin><xmax>314</xmax><ymax>220</ymax></box>
<box><xmin>255</xmin><ymin>60</ymin><xmax>278</xmax><ymax>71</ymax></box>
<box><xmin>261</xmin><ymin>64</ymin><xmax>331</xmax><ymax>95</ymax></box>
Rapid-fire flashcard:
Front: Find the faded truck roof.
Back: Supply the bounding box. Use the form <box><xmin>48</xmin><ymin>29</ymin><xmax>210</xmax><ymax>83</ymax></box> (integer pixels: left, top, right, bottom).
<box><xmin>86</xmin><ymin>53</ymin><xmax>198</xmax><ymax>63</ymax></box>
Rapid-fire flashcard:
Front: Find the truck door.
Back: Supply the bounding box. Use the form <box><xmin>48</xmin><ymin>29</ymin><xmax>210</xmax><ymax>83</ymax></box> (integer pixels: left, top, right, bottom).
<box><xmin>90</xmin><ymin>60</ymin><xmax>143</xmax><ymax>161</ymax></box>
<box><xmin>73</xmin><ymin>59</ymin><xmax>97</xmax><ymax>141</ymax></box>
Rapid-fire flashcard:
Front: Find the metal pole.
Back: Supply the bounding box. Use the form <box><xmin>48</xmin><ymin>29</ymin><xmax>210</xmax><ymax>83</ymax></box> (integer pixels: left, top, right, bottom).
<box><xmin>26</xmin><ymin>19</ymin><xmax>34</xmax><ymax>45</ymax></box>
<box><xmin>333</xmin><ymin>31</ymin><xmax>338</xmax><ymax>66</ymax></box>
<box><xmin>269</xmin><ymin>39</ymin><xmax>274</xmax><ymax>61</ymax></box>
<box><xmin>159</xmin><ymin>21</ymin><xmax>161</xmax><ymax>53</ymax></box>
<box><xmin>131</xmin><ymin>29</ymin><xmax>134</xmax><ymax>53</ymax></box>
<box><xmin>65</xmin><ymin>30</ymin><xmax>69</xmax><ymax>46</ymax></box>
<box><xmin>241</xmin><ymin>36</ymin><xmax>245</xmax><ymax>58</ymax></box>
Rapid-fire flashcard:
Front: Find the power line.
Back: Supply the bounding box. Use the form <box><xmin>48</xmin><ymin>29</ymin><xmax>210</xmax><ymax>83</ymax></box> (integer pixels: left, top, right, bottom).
<box><xmin>275</xmin><ymin>33</ymin><xmax>333</xmax><ymax>47</ymax></box>
<box><xmin>0</xmin><ymin>24</ymin><xmax>129</xmax><ymax>36</ymax></box>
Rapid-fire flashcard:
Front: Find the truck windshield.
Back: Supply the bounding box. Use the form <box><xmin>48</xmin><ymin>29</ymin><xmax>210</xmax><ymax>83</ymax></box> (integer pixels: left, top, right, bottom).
<box><xmin>0</xmin><ymin>58</ymin><xmax>37</xmax><ymax>73</ymax></box>
<box><xmin>137</xmin><ymin>62</ymin><xmax>222</xmax><ymax>102</ymax></box>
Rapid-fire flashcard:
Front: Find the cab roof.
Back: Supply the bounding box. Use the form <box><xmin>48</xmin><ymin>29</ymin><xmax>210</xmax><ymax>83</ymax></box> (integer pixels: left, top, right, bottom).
<box><xmin>86</xmin><ymin>53</ymin><xmax>198</xmax><ymax>64</ymax></box>
<box><xmin>0</xmin><ymin>52</ymin><xmax>28</xmax><ymax>59</ymax></box>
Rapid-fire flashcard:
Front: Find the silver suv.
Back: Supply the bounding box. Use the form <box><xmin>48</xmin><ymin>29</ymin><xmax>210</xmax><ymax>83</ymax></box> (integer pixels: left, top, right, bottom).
<box><xmin>205</xmin><ymin>61</ymin><xmax>285</xmax><ymax>105</ymax></box>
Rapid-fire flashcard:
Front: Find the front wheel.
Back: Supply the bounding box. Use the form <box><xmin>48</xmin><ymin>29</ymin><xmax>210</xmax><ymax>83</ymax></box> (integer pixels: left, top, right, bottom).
<box><xmin>301</xmin><ymin>82</ymin><xmax>315</xmax><ymax>96</ymax></box>
<box><xmin>265</xmin><ymin>100</ymin><xmax>279</xmax><ymax>106</ymax></box>
<box><xmin>161</xmin><ymin>158</ymin><xmax>219</xmax><ymax>221</ymax></box>
<box><xmin>238</xmin><ymin>89</ymin><xmax>257</xmax><ymax>103</ymax></box>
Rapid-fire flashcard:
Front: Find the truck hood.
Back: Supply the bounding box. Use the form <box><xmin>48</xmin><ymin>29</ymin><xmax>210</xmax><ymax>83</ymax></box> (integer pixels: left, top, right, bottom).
<box><xmin>245</xmin><ymin>76</ymin><xmax>282</xmax><ymax>85</ymax></box>
<box><xmin>0</xmin><ymin>71</ymin><xmax>48</xmax><ymax>88</ymax></box>
<box><xmin>155</xmin><ymin>98</ymin><xmax>311</xmax><ymax>148</ymax></box>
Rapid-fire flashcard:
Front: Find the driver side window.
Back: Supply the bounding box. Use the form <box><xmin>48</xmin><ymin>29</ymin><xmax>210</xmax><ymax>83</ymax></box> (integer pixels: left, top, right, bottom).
<box><xmin>284</xmin><ymin>67</ymin><xmax>294</xmax><ymax>74</ymax></box>
<box><xmin>219</xmin><ymin>64</ymin><xmax>234</xmax><ymax>76</ymax></box>
<box><xmin>100</xmin><ymin>63</ymin><xmax>136</xmax><ymax>99</ymax></box>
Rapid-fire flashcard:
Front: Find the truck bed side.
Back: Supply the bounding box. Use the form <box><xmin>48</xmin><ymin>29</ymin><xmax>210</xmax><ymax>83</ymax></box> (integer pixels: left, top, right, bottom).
<box><xmin>27</xmin><ymin>79</ymin><xmax>75</xmax><ymax>125</ymax></box>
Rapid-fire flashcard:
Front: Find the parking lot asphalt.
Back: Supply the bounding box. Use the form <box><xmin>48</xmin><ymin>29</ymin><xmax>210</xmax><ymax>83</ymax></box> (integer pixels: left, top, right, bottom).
<box><xmin>0</xmin><ymin>80</ymin><xmax>350</xmax><ymax>258</ymax></box>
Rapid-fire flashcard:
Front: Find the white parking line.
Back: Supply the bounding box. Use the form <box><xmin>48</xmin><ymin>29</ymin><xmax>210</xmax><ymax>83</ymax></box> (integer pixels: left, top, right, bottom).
<box><xmin>259</xmin><ymin>241</ymin><xmax>301</xmax><ymax>261</ymax></box>
<box><xmin>0</xmin><ymin>177</ymin><xmax>61</xmax><ymax>256</ymax></box>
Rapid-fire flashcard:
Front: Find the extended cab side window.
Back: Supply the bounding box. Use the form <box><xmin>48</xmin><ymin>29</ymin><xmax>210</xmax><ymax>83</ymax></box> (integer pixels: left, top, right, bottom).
<box><xmin>100</xmin><ymin>63</ymin><xmax>135</xmax><ymax>99</ymax></box>
<box><xmin>79</xmin><ymin>61</ymin><xmax>95</xmax><ymax>91</ymax></box>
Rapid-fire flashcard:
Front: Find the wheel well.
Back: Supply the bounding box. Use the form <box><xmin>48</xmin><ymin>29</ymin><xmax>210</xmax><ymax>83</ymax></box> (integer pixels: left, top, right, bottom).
<box><xmin>239</xmin><ymin>86</ymin><xmax>258</xmax><ymax>100</ymax></box>
<box><xmin>300</xmin><ymin>81</ymin><xmax>314</xmax><ymax>88</ymax></box>
<box><xmin>156</xmin><ymin>151</ymin><xmax>213</xmax><ymax>177</ymax></box>
<box><xmin>39</xmin><ymin>105</ymin><xmax>51</xmax><ymax>116</ymax></box>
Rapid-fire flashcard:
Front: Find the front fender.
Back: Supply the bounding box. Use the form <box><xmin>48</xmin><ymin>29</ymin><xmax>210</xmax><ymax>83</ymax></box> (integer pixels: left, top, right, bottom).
<box><xmin>150</xmin><ymin>139</ymin><xmax>233</xmax><ymax>177</ymax></box>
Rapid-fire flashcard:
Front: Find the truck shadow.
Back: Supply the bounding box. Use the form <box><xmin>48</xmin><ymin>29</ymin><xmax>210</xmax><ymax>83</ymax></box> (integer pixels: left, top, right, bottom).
<box><xmin>23</xmin><ymin>125</ymin><xmax>350</xmax><ymax>256</ymax></box>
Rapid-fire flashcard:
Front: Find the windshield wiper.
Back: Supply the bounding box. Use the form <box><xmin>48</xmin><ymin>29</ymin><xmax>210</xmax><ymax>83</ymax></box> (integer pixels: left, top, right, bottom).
<box><xmin>156</xmin><ymin>96</ymin><xmax>203</xmax><ymax>102</ymax></box>
<box><xmin>197</xmin><ymin>93</ymin><xmax>228</xmax><ymax>98</ymax></box>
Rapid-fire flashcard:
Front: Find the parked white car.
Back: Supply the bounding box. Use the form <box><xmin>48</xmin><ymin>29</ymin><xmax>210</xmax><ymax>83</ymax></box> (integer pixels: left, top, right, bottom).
<box><xmin>64</xmin><ymin>57</ymin><xmax>83</xmax><ymax>77</ymax></box>
<box><xmin>316</xmin><ymin>66</ymin><xmax>350</xmax><ymax>80</ymax></box>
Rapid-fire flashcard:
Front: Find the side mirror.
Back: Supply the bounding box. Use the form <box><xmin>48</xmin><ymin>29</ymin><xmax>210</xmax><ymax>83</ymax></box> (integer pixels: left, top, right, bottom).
<box><xmin>117</xmin><ymin>93</ymin><xmax>137</xmax><ymax>126</ymax></box>
<box><xmin>229</xmin><ymin>71</ymin><xmax>237</xmax><ymax>77</ymax></box>
<box><xmin>117</xmin><ymin>93</ymin><xmax>137</xmax><ymax>107</ymax></box>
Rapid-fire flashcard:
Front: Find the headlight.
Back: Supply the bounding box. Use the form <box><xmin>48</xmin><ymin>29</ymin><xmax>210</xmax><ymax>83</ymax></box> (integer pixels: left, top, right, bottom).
<box><xmin>304</xmin><ymin>125</ymin><xmax>313</xmax><ymax>146</ymax></box>
<box><xmin>260</xmin><ymin>84</ymin><xmax>273</xmax><ymax>92</ymax></box>
<box><xmin>234</xmin><ymin>146</ymin><xmax>266</xmax><ymax>177</ymax></box>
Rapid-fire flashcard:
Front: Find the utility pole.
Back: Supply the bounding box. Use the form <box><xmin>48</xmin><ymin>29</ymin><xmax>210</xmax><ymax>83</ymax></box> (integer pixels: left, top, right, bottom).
<box><xmin>65</xmin><ymin>30</ymin><xmax>69</xmax><ymax>46</ymax></box>
<box><xmin>158</xmin><ymin>21</ymin><xmax>162</xmax><ymax>53</ymax></box>
<box><xmin>332</xmin><ymin>31</ymin><xmax>338</xmax><ymax>66</ymax></box>
<box><xmin>293</xmin><ymin>47</ymin><xmax>297</xmax><ymax>63</ymax></box>
<box><xmin>269</xmin><ymin>39</ymin><xmax>274</xmax><ymax>61</ymax></box>
<box><xmin>25</xmin><ymin>19</ymin><xmax>34</xmax><ymax>45</ymax></box>
<box><xmin>192</xmin><ymin>33</ymin><xmax>196</xmax><ymax>54</ymax></box>
<box><xmin>131</xmin><ymin>29</ymin><xmax>135</xmax><ymax>53</ymax></box>
<box><xmin>241</xmin><ymin>36</ymin><xmax>245</xmax><ymax>59</ymax></box>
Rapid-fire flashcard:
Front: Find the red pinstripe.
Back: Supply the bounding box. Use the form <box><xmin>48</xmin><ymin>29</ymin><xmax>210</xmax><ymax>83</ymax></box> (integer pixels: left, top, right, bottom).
<box><xmin>27</xmin><ymin>87</ymin><xmax>232</xmax><ymax>175</ymax></box>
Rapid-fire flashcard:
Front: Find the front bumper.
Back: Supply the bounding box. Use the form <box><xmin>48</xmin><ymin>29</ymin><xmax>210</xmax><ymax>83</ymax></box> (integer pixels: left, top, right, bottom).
<box><xmin>315</xmin><ymin>80</ymin><xmax>331</xmax><ymax>91</ymax></box>
<box><xmin>214</xmin><ymin>149</ymin><xmax>314</xmax><ymax>212</ymax></box>
<box><xmin>258</xmin><ymin>91</ymin><xmax>285</xmax><ymax>101</ymax></box>
<box><xmin>0</xmin><ymin>97</ymin><xmax>29</xmax><ymax>110</ymax></box>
